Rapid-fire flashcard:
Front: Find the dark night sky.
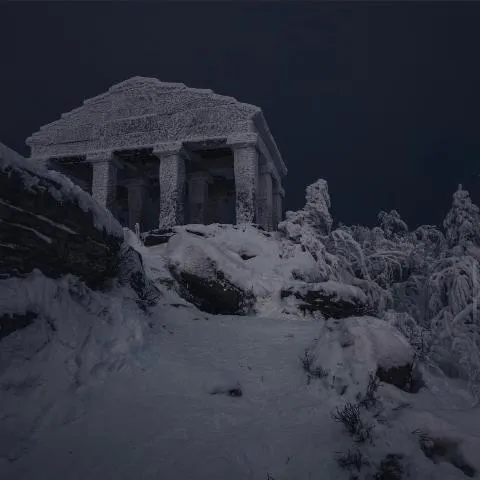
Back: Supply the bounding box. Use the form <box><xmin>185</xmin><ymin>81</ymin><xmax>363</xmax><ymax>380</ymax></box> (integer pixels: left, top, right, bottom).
<box><xmin>2</xmin><ymin>2</ymin><xmax>480</xmax><ymax>228</ymax></box>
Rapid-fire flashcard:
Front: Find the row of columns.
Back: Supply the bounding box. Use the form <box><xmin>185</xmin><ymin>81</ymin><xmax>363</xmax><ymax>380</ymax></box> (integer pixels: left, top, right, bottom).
<box><xmin>86</xmin><ymin>140</ymin><xmax>284</xmax><ymax>232</ymax></box>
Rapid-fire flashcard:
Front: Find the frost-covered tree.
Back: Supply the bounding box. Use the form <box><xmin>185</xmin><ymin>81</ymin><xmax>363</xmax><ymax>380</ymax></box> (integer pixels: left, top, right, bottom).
<box><xmin>282</xmin><ymin>178</ymin><xmax>333</xmax><ymax>237</ymax></box>
<box><xmin>378</xmin><ymin>210</ymin><xmax>408</xmax><ymax>239</ymax></box>
<box><xmin>443</xmin><ymin>184</ymin><xmax>480</xmax><ymax>249</ymax></box>
<box><xmin>280</xmin><ymin>177</ymin><xmax>480</xmax><ymax>391</ymax></box>
<box><xmin>278</xmin><ymin>179</ymin><xmax>343</xmax><ymax>282</ymax></box>
<box><xmin>304</xmin><ymin>179</ymin><xmax>333</xmax><ymax>235</ymax></box>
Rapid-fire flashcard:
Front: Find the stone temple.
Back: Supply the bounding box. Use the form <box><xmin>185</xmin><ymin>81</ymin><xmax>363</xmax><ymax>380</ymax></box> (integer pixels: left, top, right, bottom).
<box><xmin>27</xmin><ymin>77</ymin><xmax>287</xmax><ymax>232</ymax></box>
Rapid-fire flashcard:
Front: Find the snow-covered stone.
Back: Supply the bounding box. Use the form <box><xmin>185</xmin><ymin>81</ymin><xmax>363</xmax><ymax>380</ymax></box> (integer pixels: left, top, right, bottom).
<box><xmin>0</xmin><ymin>142</ymin><xmax>123</xmax><ymax>237</ymax></box>
<box><xmin>0</xmin><ymin>143</ymin><xmax>124</xmax><ymax>288</ymax></box>
<box><xmin>281</xmin><ymin>280</ymin><xmax>368</xmax><ymax>318</ymax></box>
<box><xmin>166</xmin><ymin>231</ymin><xmax>256</xmax><ymax>314</ymax></box>
<box><xmin>305</xmin><ymin>316</ymin><xmax>415</xmax><ymax>399</ymax></box>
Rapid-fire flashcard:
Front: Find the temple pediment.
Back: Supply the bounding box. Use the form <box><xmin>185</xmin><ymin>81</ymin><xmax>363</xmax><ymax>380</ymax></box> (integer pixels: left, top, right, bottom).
<box><xmin>27</xmin><ymin>77</ymin><xmax>266</xmax><ymax>158</ymax></box>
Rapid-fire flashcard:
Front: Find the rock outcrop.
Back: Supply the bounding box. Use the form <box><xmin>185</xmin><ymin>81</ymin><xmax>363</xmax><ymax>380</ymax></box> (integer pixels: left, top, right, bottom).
<box><xmin>166</xmin><ymin>232</ymin><xmax>255</xmax><ymax>315</ymax></box>
<box><xmin>0</xmin><ymin>143</ymin><xmax>124</xmax><ymax>289</ymax></box>
<box><xmin>281</xmin><ymin>281</ymin><xmax>368</xmax><ymax>318</ymax></box>
<box><xmin>304</xmin><ymin>316</ymin><xmax>416</xmax><ymax>400</ymax></box>
<box><xmin>142</xmin><ymin>228</ymin><xmax>176</xmax><ymax>246</ymax></box>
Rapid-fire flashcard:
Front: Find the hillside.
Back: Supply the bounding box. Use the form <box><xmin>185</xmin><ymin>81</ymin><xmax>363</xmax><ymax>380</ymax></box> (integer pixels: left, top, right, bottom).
<box><xmin>1</xmin><ymin>147</ymin><xmax>480</xmax><ymax>479</ymax></box>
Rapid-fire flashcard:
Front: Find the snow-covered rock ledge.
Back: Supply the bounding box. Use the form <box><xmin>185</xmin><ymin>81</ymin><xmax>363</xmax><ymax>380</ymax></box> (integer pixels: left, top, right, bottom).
<box><xmin>0</xmin><ymin>143</ymin><xmax>124</xmax><ymax>289</ymax></box>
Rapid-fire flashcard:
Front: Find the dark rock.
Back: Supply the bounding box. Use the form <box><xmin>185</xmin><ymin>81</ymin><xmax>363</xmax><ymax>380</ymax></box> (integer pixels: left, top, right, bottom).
<box><xmin>185</xmin><ymin>228</ymin><xmax>206</xmax><ymax>237</ymax></box>
<box><xmin>166</xmin><ymin>234</ymin><xmax>255</xmax><ymax>315</ymax></box>
<box><xmin>209</xmin><ymin>382</ymin><xmax>243</xmax><ymax>397</ymax></box>
<box><xmin>418</xmin><ymin>435</ymin><xmax>476</xmax><ymax>477</ymax></box>
<box><xmin>169</xmin><ymin>267</ymin><xmax>254</xmax><ymax>315</ymax></box>
<box><xmin>281</xmin><ymin>281</ymin><xmax>368</xmax><ymax>319</ymax></box>
<box><xmin>0</xmin><ymin>311</ymin><xmax>37</xmax><ymax>341</ymax></box>
<box><xmin>228</xmin><ymin>387</ymin><xmax>243</xmax><ymax>397</ymax></box>
<box><xmin>142</xmin><ymin>228</ymin><xmax>175</xmax><ymax>246</ymax></box>
<box><xmin>0</xmin><ymin>156</ymin><xmax>123</xmax><ymax>289</ymax></box>
<box><xmin>376</xmin><ymin>363</ymin><xmax>423</xmax><ymax>393</ymax></box>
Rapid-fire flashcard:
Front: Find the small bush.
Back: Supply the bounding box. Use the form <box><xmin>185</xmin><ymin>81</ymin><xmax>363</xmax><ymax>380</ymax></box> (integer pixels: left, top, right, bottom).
<box><xmin>336</xmin><ymin>448</ymin><xmax>369</xmax><ymax>472</ymax></box>
<box><xmin>301</xmin><ymin>349</ymin><xmax>314</xmax><ymax>371</ymax></box>
<box><xmin>301</xmin><ymin>349</ymin><xmax>329</xmax><ymax>381</ymax></box>
<box><xmin>359</xmin><ymin>374</ymin><xmax>380</xmax><ymax>409</ymax></box>
<box><xmin>130</xmin><ymin>271</ymin><xmax>160</xmax><ymax>312</ymax></box>
<box><xmin>332</xmin><ymin>402</ymin><xmax>374</xmax><ymax>443</ymax></box>
<box><xmin>374</xmin><ymin>453</ymin><xmax>404</xmax><ymax>480</ymax></box>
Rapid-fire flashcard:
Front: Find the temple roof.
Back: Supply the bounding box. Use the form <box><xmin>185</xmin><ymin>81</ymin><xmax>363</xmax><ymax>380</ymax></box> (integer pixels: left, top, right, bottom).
<box><xmin>26</xmin><ymin>77</ymin><xmax>286</xmax><ymax>175</ymax></box>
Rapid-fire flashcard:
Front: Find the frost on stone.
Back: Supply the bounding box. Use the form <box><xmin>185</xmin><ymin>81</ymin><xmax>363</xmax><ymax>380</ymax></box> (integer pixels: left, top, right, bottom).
<box><xmin>233</xmin><ymin>146</ymin><xmax>259</xmax><ymax>224</ymax></box>
<box><xmin>0</xmin><ymin>142</ymin><xmax>123</xmax><ymax>238</ymax></box>
<box><xmin>158</xmin><ymin>153</ymin><xmax>186</xmax><ymax>229</ymax></box>
<box><xmin>26</xmin><ymin>77</ymin><xmax>269</xmax><ymax>160</ymax></box>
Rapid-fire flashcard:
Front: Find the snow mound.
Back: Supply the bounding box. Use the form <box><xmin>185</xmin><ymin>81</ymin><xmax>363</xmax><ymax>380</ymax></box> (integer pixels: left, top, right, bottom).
<box><xmin>305</xmin><ymin>316</ymin><xmax>414</xmax><ymax>400</ymax></box>
<box><xmin>160</xmin><ymin>224</ymin><xmax>372</xmax><ymax>318</ymax></box>
<box><xmin>0</xmin><ymin>271</ymin><xmax>145</xmax><ymax>463</ymax></box>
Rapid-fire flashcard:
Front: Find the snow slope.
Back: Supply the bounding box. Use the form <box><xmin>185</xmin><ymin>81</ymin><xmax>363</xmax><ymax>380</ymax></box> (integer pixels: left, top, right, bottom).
<box><xmin>2</xmin><ymin>230</ymin><xmax>480</xmax><ymax>480</ymax></box>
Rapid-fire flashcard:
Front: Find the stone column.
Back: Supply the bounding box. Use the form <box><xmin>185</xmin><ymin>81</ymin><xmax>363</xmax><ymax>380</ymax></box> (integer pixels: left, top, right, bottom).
<box><xmin>188</xmin><ymin>171</ymin><xmax>211</xmax><ymax>224</ymax></box>
<box><xmin>87</xmin><ymin>151</ymin><xmax>117</xmax><ymax>210</ymax></box>
<box><xmin>153</xmin><ymin>144</ymin><xmax>186</xmax><ymax>230</ymax></box>
<box><xmin>231</xmin><ymin>142</ymin><xmax>259</xmax><ymax>225</ymax></box>
<box><xmin>272</xmin><ymin>184</ymin><xmax>284</xmax><ymax>229</ymax></box>
<box><xmin>258</xmin><ymin>164</ymin><xmax>274</xmax><ymax>231</ymax></box>
<box><xmin>127</xmin><ymin>177</ymin><xmax>148</xmax><ymax>231</ymax></box>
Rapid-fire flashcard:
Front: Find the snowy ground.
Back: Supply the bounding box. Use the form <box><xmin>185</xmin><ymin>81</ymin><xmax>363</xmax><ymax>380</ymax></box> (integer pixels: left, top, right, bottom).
<box><xmin>2</xmin><ymin>228</ymin><xmax>480</xmax><ymax>480</ymax></box>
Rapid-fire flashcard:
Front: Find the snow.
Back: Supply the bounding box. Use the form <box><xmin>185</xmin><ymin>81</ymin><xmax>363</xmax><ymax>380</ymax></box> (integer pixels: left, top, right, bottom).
<box><xmin>0</xmin><ymin>142</ymin><xmax>124</xmax><ymax>238</ymax></box>
<box><xmin>2</xmin><ymin>179</ymin><xmax>480</xmax><ymax>479</ymax></box>
<box><xmin>0</xmin><ymin>270</ymin><xmax>144</xmax><ymax>469</ymax></box>
<box><xmin>304</xmin><ymin>316</ymin><xmax>414</xmax><ymax>401</ymax></box>
<box><xmin>291</xmin><ymin>279</ymin><xmax>368</xmax><ymax>304</ymax></box>
<box><xmin>2</xmin><ymin>258</ymin><xmax>479</xmax><ymax>479</ymax></box>
<box><xmin>162</xmin><ymin>224</ymin><xmax>360</xmax><ymax>317</ymax></box>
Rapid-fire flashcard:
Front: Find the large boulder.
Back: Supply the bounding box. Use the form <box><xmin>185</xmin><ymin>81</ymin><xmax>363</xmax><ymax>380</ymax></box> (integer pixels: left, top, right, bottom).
<box><xmin>165</xmin><ymin>232</ymin><xmax>255</xmax><ymax>315</ymax></box>
<box><xmin>142</xmin><ymin>228</ymin><xmax>176</xmax><ymax>246</ymax></box>
<box><xmin>304</xmin><ymin>316</ymin><xmax>416</xmax><ymax>400</ymax></box>
<box><xmin>281</xmin><ymin>280</ymin><xmax>368</xmax><ymax>318</ymax></box>
<box><xmin>0</xmin><ymin>143</ymin><xmax>124</xmax><ymax>289</ymax></box>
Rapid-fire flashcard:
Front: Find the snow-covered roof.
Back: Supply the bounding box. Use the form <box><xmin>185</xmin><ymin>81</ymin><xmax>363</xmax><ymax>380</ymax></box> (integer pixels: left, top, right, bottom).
<box><xmin>26</xmin><ymin>76</ymin><xmax>286</xmax><ymax>175</ymax></box>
